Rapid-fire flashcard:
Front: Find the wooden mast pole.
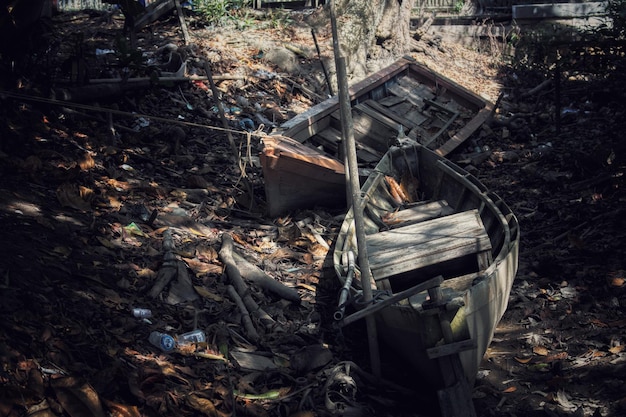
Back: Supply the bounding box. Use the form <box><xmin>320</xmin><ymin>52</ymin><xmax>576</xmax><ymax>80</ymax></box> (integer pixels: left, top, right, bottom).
<box><xmin>329</xmin><ymin>0</ymin><xmax>381</xmax><ymax>378</ymax></box>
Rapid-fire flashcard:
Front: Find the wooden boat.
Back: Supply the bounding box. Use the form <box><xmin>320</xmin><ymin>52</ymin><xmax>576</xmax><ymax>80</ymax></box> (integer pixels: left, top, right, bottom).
<box><xmin>260</xmin><ymin>56</ymin><xmax>493</xmax><ymax>216</ymax></box>
<box><xmin>332</xmin><ymin>141</ymin><xmax>519</xmax><ymax>393</ymax></box>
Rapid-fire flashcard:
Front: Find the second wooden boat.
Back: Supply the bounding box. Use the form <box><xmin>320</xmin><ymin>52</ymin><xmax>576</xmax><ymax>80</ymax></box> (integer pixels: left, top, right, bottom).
<box><xmin>260</xmin><ymin>56</ymin><xmax>493</xmax><ymax>216</ymax></box>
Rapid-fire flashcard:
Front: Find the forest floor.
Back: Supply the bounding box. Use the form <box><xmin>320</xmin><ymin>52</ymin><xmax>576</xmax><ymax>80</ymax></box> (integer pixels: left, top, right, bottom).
<box><xmin>1</xmin><ymin>6</ymin><xmax>625</xmax><ymax>417</ymax></box>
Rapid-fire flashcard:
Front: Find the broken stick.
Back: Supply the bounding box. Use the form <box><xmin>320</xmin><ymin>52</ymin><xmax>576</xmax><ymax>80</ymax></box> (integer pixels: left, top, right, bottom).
<box><xmin>233</xmin><ymin>251</ymin><xmax>300</xmax><ymax>303</ymax></box>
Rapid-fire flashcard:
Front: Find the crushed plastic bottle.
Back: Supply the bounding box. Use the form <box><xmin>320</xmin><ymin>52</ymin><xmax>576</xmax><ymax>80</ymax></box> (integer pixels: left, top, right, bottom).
<box><xmin>149</xmin><ymin>331</ymin><xmax>176</xmax><ymax>352</ymax></box>
<box><xmin>177</xmin><ymin>329</ymin><xmax>206</xmax><ymax>345</ymax></box>
<box><xmin>132</xmin><ymin>308</ymin><xmax>152</xmax><ymax>319</ymax></box>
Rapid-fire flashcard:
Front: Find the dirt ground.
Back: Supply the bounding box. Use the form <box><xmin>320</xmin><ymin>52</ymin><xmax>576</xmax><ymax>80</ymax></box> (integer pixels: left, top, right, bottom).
<box><xmin>1</xmin><ymin>6</ymin><xmax>625</xmax><ymax>417</ymax></box>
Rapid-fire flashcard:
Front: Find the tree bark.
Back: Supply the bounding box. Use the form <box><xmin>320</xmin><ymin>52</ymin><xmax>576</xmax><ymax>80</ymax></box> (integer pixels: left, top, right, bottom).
<box><xmin>332</xmin><ymin>0</ymin><xmax>416</xmax><ymax>79</ymax></box>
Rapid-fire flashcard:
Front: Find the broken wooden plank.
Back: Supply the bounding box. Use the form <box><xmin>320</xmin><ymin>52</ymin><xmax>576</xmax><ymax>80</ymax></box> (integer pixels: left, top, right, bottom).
<box><xmin>366</xmin><ymin>209</ymin><xmax>492</xmax><ymax>280</ymax></box>
<box><xmin>384</xmin><ymin>200</ymin><xmax>455</xmax><ymax>228</ymax></box>
<box><xmin>134</xmin><ymin>0</ymin><xmax>175</xmax><ymax>30</ymax></box>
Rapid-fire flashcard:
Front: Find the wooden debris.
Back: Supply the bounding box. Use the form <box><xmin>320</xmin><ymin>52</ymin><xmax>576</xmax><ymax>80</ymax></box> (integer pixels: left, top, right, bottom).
<box><xmin>230</xmin><ymin>350</ymin><xmax>277</xmax><ymax>371</ymax></box>
<box><xmin>174</xmin><ymin>0</ymin><xmax>191</xmax><ymax>44</ymax></box>
<box><xmin>134</xmin><ymin>0</ymin><xmax>175</xmax><ymax>30</ymax></box>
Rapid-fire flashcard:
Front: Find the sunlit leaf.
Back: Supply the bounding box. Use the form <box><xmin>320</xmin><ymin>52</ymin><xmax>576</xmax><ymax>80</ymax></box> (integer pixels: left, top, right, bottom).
<box><xmin>186</xmin><ymin>393</ymin><xmax>218</xmax><ymax>417</ymax></box>
<box><xmin>233</xmin><ymin>389</ymin><xmax>281</xmax><ymax>400</ymax></box>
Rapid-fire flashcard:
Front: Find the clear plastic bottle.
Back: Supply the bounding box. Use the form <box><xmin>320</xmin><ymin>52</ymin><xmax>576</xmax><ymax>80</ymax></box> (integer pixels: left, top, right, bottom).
<box><xmin>132</xmin><ymin>308</ymin><xmax>152</xmax><ymax>318</ymax></box>
<box><xmin>177</xmin><ymin>329</ymin><xmax>206</xmax><ymax>345</ymax></box>
<box><xmin>149</xmin><ymin>331</ymin><xmax>176</xmax><ymax>352</ymax></box>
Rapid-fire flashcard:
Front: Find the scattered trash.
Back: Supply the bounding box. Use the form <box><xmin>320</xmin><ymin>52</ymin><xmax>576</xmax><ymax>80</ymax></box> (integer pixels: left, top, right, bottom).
<box><xmin>239</xmin><ymin>118</ymin><xmax>255</xmax><ymax>131</ymax></box>
<box><xmin>132</xmin><ymin>308</ymin><xmax>152</xmax><ymax>319</ymax></box>
<box><xmin>95</xmin><ymin>48</ymin><xmax>115</xmax><ymax>56</ymax></box>
<box><xmin>132</xmin><ymin>117</ymin><xmax>150</xmax><ymax>131</ymax></box>
<box><xmin>149</xmin><ymin>331</ymin><xmax>176</xmax><ymax>352</ymax></box>
<box><xmin>177</xmin><ymin>329</ymin><xmax>206</xmax><ymax>345</ymax></box>
<box><xmin>254</xmin><ymin>69</ymin><xmax>278</xmax><ymax>80</ymax></box>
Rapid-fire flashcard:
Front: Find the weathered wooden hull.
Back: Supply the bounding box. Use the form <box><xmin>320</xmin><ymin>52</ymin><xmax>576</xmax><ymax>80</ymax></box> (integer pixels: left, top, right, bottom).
<box><xmin>260</xmin><ymin>56</ymin><xmax>493</xmax><ymax>216</ymax></box>
<box><xmin>333</xmin><ymin>143</ymin><xmax>519</xmax><ymax>391</ymax></box>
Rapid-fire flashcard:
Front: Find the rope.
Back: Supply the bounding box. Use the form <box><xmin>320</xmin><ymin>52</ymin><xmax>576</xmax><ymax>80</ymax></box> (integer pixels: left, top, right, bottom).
<box><xmin>0</xmin><ymin>90</ymin><xmax>266</xmax><ymax>140</ymax></box>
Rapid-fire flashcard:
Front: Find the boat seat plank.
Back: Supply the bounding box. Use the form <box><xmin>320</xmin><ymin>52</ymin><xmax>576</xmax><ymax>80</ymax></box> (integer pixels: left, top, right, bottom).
<box><xmin>355</xmin><ymin>102</ymin><xmax>406</xmax><ymax>132</ymax></box>
<box><xmin>366</xmin><ymin>209</ymin><xmax>492</xmax><ymax>280</ymax></box>
<box><xmin>350</xmin><ymin>111</ymin><xmax>398</xmax><ymax>154</ymax></box>
<box><xmin>313</xmin><ymin>127</ymin><xmax>342</xmax><ymax>153</ymax></box>
<box><xmin>383</xmin><ymin>200</ymin><xmax>455</xmax><ymax>229</ymax></box>
<box><xmin>378</xmin><ymin>95</ymin><xmax>407</xmax><ymax>107</ymax></box>
<box><xmin>362</xmin><ymin>99</ymin><xmax>419</xmax><ymax>130</ymax></box>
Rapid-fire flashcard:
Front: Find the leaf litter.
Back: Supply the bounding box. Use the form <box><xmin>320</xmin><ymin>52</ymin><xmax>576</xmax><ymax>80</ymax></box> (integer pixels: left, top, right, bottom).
<box><xmin>0</xmin><ymin>5</ymin><xmax>625</xmax><ymax>417</ymax></box>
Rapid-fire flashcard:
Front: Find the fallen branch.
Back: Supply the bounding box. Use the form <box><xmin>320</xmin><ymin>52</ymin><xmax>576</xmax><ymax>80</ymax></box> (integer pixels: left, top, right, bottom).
<box><xmin>227</xmin><ymin>285</ymin><xmax>259</xmax><ymax>342</ymax></box>
<box><xmin>521</xmin><ymin>79</ymin><xmax>553</xmax><ymax>98</ymax></box>
<box><xmin>232</xmin><ymin>252</ymin><xmax>300</xmax><ymax>303</ymax></box>
<box><xmin>219</xmin><ymin>234</ymin><xmax>275</xmax><ymax>329</ymax></box>
<box><xmin>87</xmin><ymin>75</ymin><xmax>246</xmax><ymax>84</ymax></box>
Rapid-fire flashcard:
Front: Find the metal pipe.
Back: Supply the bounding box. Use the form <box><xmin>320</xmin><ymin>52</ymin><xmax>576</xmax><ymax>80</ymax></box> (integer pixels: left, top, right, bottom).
<box><xmin>334</xmin><ymin>251</ymin><xmax>356</xmax><ymax>321</ymax></box>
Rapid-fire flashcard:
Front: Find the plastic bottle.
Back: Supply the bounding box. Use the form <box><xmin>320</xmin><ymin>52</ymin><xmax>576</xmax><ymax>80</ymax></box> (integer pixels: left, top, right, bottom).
<box><xmin>177</xmin><ymin>329</ymin><xmax>206</xmax><ymax>345</ymax></box>
<box><xmin>132</xmin><ymin>308</ymin><xmax>152</xmax><ymax>319</ymax></box>
<box><xmin>149</xmin><ymin>331</ymin><xmax>176</xmax><ymax>352</ymax></box>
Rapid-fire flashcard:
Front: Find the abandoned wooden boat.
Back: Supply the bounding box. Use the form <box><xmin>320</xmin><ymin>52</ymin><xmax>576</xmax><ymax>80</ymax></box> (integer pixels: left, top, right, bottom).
<box><xmin>260</xmin><ymin>56</ymin><xmax>493</xmax><ymax>216</ymax></box>
<box><xmin>332</xmin><ymin>141</ymin><xmax>519</xmax><ymax>392</ymax></box>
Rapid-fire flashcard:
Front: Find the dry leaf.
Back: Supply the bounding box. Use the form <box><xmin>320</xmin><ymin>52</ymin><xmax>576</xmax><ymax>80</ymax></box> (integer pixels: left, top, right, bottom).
<box><xmin>385</xmin><ymin>176</ymin><xmax>408</xmax><ymax>204</ymax></box>
<box><xmin>514</xmin><ymin>357</ymin><xmax>532</xmax><ymax>364</ymax></box>
<box><xmin>555</xmin><ymin>390</ymin><xmax>575</xmax><ymax>410</ymax></box>
<box><xmin>186</xmin><ymin>393</ymin><xmax>219</xmax><ymax>417</ymax></box>
<box><xmin>533</xmin><ymin>346</ymin><xmax>549</xmax><ymax>356</ymax></box>
<box><xmin>101</xmin><ymin>398</ymin><xmax>141</xmax><ymax>417</ymax></box>
<box><xmin>545</xmin><ymin>351</ymin><xmax>568</xmax><ymax>362</ymax></box>
<box><xmin>51</xmin><ymin>377</ymin><xmax>106</xmax><ymax>417</ymax></box>
<box><xmin>56</xmin><ymin>183</ymin><xmax>92</xmax><ymax>211</ymax></box>
<box><xmin>503</xmin><ymin>386</ymin><xmax>517</xmax><ymax>393</ymax></box>
<box><xmin>79</xmin><ymin>153</ymin><xmax>95</xmax><ymax>171</ymax></box>
<box><xmin>609</xmin><ymin>345</ymin><xmax>624</xmax><ymax>354</ymax></box>
<box><xmin>184</xmin><ymin>258</ymin><xmax>223</xmax><ymax>276</ymax></box>
<box><xmin>194</xmin><ymin>285</ymin><xmax>223</xmax><ymax>302</ymax></box>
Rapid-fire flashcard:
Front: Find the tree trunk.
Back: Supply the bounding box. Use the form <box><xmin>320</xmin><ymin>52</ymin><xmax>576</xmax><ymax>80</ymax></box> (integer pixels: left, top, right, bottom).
<box><xmin>332</xmin><ymin>0</ymin><xmax>416</xmax><ymax>79</ymax></box>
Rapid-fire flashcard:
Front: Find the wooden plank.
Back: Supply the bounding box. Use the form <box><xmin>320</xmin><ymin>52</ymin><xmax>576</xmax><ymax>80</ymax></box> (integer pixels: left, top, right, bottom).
<box><xmin>366</xmin><ymin>209</ymin><xmax>492</xmax><ymax>280</ymax></box>
<box><xmin>512</xmin><ymin>2</ymin><xmax>608</xmax><ymax>20</ymax></box>
<box><xmin>363</xmin><ymin>99</ymin><xmax>420</xmax><ymax>130</ymax></box>
<box><xmin>312</xmin><ymin>127</ymin><xmax>341</xmax><ymax>154</ymax></box>
<box><xmin>355</xmin><ymin>102</ymin><xmax>405</xmax><ymax>132</ymax></box>
<box><xmin>350</xmin><ymin>110</ymin><xmax>397</xmax><ymax>154</ymax></box>
<box><xmin>134</xmin><ymin>0</ymin><xmax>175</xmax><ymax>30</ymax></box>
<box><xmin>384</xmin><ymin>200</ymin><xmax>455</xmax><ymax>228</ymax></box>
<box><xmin>230</xmin><ymin>351</ymin><xmax>278</xmax><ymax>371</ymax></box>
